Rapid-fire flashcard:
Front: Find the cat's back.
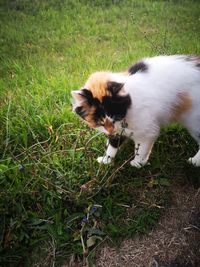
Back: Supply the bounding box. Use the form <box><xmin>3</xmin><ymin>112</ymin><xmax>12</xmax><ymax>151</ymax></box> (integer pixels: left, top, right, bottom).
<box><xmin>145</xmin><ymin>55</ymin><xmax>199</xmax><ymax>79</ymax></box>
<box><xmin>126</xmin><ymin>55</ymin><xmax>200</xmax><ymax>95</ymax></box>
<box><xmin>125</xmin><ymin>55</ymin><xmax>200</xmax><ymax>124</ymax></box>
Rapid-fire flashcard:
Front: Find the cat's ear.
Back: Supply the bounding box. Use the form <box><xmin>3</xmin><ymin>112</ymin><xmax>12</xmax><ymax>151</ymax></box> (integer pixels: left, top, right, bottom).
<box><xmin>71</xmin><ymin>90</ymin><xmax>85</xmax><ymax>102</ymax></box>
<box><xmin>107</xmin><ymin>81</ymin><xmax>124</xmax><ymax>95</ymax></box>
<box><xmin>71</xmin><ymin>89</ymin><xmax>93</xmax><ymax>104</ymax></box>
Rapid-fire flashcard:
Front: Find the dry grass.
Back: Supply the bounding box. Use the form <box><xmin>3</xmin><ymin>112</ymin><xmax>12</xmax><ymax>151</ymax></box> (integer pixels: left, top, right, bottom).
<box><xmin>95</xmin><ymin>181</ymin><xmax>200</xmax><ymax>267</ymax></box>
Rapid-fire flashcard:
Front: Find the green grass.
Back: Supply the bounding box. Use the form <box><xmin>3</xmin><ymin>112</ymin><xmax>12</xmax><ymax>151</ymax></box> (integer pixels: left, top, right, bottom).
<box><xmin>0</xmin><ymin>0</ymin><xmax>200</xmax><ymax>266</ymax></box>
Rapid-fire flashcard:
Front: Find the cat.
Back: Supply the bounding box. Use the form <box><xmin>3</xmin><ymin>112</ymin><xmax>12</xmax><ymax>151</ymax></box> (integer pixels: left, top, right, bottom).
<box><xmin>71</xmin><ymin>55</ymin><xmax>200</xmax><ymax>168</ymax></box>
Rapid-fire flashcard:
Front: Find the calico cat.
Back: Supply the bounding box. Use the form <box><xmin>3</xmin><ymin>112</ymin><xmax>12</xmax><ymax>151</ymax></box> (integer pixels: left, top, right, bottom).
<box><xmin>72</xmin><ymin>55</ymin><xmax>200</xmax><ymax>168</ymax></box>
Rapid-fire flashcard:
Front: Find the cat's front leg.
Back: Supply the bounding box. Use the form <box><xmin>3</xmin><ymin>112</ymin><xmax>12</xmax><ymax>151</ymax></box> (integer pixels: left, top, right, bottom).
<box><xmin>97</xmin><ymin>135</ymin><xmax>126</xmax><ymax>164</ymax></box>
<box><xmin>130</xmin><ymin>137</ymin><xmax>156</xmax><ymax>168</ymax></box>
<box><xmin>97</xmin><ymin>143</ymin><xmax>117</xmax><ymax>164</ymax></box>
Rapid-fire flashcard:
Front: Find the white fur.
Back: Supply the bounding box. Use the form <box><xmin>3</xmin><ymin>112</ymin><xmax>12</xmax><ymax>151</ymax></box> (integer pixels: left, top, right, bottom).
<box><xmin>98</xmin><ymin>55</ymin><xmax>200</xmax><ymax>167</ymax></box>
<box><xmin>97</xmin><ymin>156</ymin><xmax>112</xmax><ymax>164</ymax></box>
<box><xmin>97</xmin><ymin>143</ymin><xmax>118</xmax><ymax>164</ymax></box>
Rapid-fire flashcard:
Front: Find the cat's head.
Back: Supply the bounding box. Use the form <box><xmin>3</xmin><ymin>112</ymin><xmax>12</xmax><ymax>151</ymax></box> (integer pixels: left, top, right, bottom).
<box><xmin>71</xmin><ymin>72</ymin><xmax>131</xmax><ymax>135</ymax></box>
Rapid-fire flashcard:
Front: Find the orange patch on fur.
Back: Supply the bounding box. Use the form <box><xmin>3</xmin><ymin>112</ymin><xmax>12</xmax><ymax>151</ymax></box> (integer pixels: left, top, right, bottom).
<box><xmin>84</xmin><ymin>72</ymin><xmax>112</xmax><ymax>100</ymax></box>
<box><xmin>104</xmin><ymin>118</ymin><xmax>114</xmax><ymax>135</ymax></box>
<box><xmin>171</xmin><ymin>92</ymin><xmax>192</xmax><ymax>121</ymax></box>
<box><xmin>84</xmin><ymin>106</ymin><xmax>97</xmax><ymax>128</ymax></box>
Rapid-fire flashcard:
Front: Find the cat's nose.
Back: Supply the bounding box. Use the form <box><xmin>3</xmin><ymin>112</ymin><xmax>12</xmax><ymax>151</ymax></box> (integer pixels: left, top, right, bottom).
<box><xmin>105</xmin><ymin>125</ymin><xmax>115</xmax><ymax>135</ymax></box>
<box><xmin>104</xmin><ymin>119</ymin><xmax>115</xmax><ymax>135</ymax></box>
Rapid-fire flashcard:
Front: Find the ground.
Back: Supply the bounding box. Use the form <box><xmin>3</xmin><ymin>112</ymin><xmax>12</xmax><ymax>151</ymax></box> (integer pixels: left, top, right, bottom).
<box><xmin>95</xmin><ymin>181</ymin><xmax>200</xmax><ymax>267</ymax></box>
<box><xmin>60</xmin><ymin>178</ymin><xmax>200</xmax><ymax>267</ymax></box>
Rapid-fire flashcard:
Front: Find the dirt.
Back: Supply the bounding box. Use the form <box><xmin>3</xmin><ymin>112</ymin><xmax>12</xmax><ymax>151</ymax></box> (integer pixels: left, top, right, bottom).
<box><xmin>62</xmin><ymin>179</ymin><xmax>200</xmax><ymax>267</ymax></box>
<box><xmin>95</xmin><ymin>181</ymin><xmax>200</xmax><ymax>267</ymax></box>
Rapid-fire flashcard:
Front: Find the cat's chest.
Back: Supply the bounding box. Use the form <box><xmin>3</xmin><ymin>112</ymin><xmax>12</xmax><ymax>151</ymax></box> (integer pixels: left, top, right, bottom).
<box><xmin>119</xmin><ymin>118</ymin><xmax>135</xmax><ymax>138</ymax></box>
<box><xmin>123</xmin><ymin>128</ymin><xmax>134</xmax><ymax>138</ymax></box>
<box><xmin>120</xmin><ymin>122</ymin><xmax>134</xmax><ymax>138</ymax></box>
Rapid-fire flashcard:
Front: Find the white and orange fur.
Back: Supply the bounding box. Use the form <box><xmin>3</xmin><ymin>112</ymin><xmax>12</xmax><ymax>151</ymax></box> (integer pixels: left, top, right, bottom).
<box><xmin>72</xmin><ymin>55</ymin><xmax>200</xmax><ymax>168</ymax></box>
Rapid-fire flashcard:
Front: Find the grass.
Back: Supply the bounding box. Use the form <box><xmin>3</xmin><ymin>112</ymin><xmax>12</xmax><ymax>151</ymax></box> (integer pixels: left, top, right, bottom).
<box><xmin>0</xmin><ymin>0</ymin><xmax>200</xmax><ymax>266</ymax></box>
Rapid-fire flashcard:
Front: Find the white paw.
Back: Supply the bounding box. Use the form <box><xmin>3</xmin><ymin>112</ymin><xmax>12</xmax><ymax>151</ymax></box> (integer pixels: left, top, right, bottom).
<box><xmin>188</xmin><ymin>157</ymin><xmax>200</xmax><ymax>167</ymax></box>
<box><xmin>97</xmin><ymin>156</ymin><xmax>112</xmax><ymax>165</ymax></box>
<box><xmin>130</xmin><ymin>159</ymin><xmax>148</xmax><ymax>168</ymax></box>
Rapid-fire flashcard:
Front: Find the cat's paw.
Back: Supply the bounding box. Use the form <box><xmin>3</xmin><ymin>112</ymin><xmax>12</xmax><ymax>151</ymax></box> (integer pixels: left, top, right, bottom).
<box><xmin>188</xmin><ymin>157</ymin><xmax>200</xmax><ymax>167</ymax></box>
<box><xmin>97</xmin><ymin>156</ymin><xmax>112</xmax><ymax>164</ymax></box>
<box><xmin>130</xmin><ymin>159</ymin><xmax>148</xmax><ymax>168</ymax></box>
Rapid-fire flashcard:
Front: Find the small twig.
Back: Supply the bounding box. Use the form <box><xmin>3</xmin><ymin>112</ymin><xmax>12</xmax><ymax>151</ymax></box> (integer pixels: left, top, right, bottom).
<box><xmin>3</xmin><ymin>98</ymin><xmax>11</xmax><ymax>158</ymax></box>
<box><xmin>50</xmin><ymin>236</ymin><xmax>56</xmax><ymax>267</ymax></box>
<box><xmin>104</xmin><ymin>153</ymin><xmax>134</xmax><ymax>186</ymax></box>
<box><xmin>143</xmin><ymin>30</ymin><xmax>167</xmax><ymax>54</ymax></box>
<box><xmin>84</xmin><ymin>131</ymin><xmax>102</xmax><ymax>151</ymax></box>
<box><xmin>14</xmin><ymin>136</ymin><xmax>52</xmax><ymax>159</ymax></box>
<box><xmin>80</xmin><ymin>234</ymin><xmax>87</xmax><ymax>256</ymax></box>
<box><xmin>184</xmin><ymin>224</ymin><xmax>200</xmax><ymax>232</ymax></box>
<box><xmin>86</xmin><ymin>235</ymin><xmax>109</xmax><ymax>266</ymax></box>
<box><xmin>87</xmin><ymin>153</ymin><xmax>135</xmax><ymax>199</ymax></box>
<box><xmin>131</xmin><ymin>16</ymin><xmax>168</xmax><ymax>54</ymax></box>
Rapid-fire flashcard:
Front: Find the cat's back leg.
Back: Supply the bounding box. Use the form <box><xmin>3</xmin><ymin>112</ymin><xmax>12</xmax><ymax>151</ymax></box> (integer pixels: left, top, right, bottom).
<box><xmin>188</xmin><ymin>132</ymin><xmax>200</xmax><ymax>167</ymax></box>
<box><xmin>184</xmin><ymin>115</ymin><xmax>200</xmax><ymax>167</ymax></box>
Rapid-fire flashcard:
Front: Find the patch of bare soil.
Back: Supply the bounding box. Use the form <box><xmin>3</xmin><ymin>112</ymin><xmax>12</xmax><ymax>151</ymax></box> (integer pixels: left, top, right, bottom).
<box><xmin>95</xmin><ymin>182</ymin><xmax>200</xmax><ymax>267</ymax></box>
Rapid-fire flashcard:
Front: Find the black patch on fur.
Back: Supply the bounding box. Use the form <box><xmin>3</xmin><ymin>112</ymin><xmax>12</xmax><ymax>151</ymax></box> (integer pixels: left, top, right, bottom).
<box><xmin>75</xmin><ymin>87</ymin><xmax>131</xmax><ymax>125</ymax></box>
<box><xmin>107</xmin><ymin>81</ymin><xmax>124</xmax><ymax>95</ymax></box>
<box><xmin>109</xmin><ymin>135</ymin><xmax>126</xmax><ymax>148</ymax></box>
<box><xmin>102</xmin><ymin>94</ymin><xmax>131</xmax><ymax>121</ymax></box>
<box><xmin>74</xmin><ymin>90</ymin><xmax>106</xmax><ymax>124</ymax></box>
<box><xmin>75</xmin><ymin>106</ymin><xmax>86</xmax><ymax>119</ymax></box>
<box><xmin>182</xmin><ymin>55</ymin><xmax>197</xmax><ymax>62</ymax></box>
<box><xmin>128</xmin><ymin>61</ymin><xmax>148</xmax><ymax>75</ymax></box>
<box><xmin>93</xmin><ymin>99</ymin><xmax>106</xmax><ymax>123</ymax></box>
<box><xmin>80</xmin><ymin>89</ymin><xmax>94</xmax><ymax>106</ymax></box>
<box><xmin>180</xmin><ymin>55</ymin><xmax>200</xmax><ymax>69</ymax></box>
